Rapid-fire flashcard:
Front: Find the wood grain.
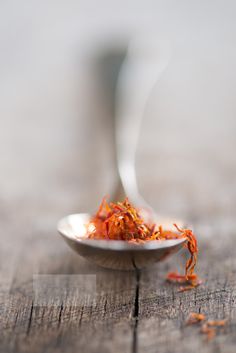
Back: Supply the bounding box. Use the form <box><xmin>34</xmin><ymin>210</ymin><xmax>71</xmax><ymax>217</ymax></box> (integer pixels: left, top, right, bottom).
<box><xmin>1</xmin><ymin>219</ymin><xmax>236</xmax><ymax>353</ymax></box>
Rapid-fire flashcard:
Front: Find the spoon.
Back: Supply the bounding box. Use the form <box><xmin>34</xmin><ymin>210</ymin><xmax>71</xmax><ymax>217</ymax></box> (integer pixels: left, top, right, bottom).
<box><xmin>58</xmin><ymin>38</ymin><xmax>186</xmax><ymax>270</ymax></box>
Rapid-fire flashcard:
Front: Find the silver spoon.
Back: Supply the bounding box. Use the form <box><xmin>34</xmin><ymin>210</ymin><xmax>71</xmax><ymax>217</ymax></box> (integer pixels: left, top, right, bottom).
<box><xmin>58</xmin><ymin>38</ymin><xmax>186</xmax><ymax>270</ymax></box>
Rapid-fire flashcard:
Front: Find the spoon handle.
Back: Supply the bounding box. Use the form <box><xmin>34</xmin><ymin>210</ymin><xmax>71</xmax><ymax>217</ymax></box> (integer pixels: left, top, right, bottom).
<box><xmin>96</xmin><ymin>38</ymin><xmax>171</xmax><ymax>210</ymax></box>
<box><xmin>113</xmin><ymin>38</ymin><xmax>172</xmax><ymax>208</ymax></box>
<box><xmin>94</xmin><ymin>47</ymin><xmax>127</xmax><ymax>202</ymax></box>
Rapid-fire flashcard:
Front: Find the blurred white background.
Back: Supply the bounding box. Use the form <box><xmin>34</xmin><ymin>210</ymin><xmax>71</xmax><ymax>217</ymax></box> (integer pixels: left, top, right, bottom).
<box><xmin>0</xmin><ymin>0</ymin><xmax>236</xmax><ymax>228</ymax></box>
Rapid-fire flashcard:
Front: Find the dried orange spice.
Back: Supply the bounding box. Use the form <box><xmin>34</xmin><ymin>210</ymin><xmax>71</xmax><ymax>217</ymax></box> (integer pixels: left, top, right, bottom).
<box><xmin>207</xmin><ymin>319</ymin><xmax>227</xmax><ymax>327</ymax></box>
<box><xmin>87</xmin><ymin>197</ymin><xmax>156</xmax><ymax>241</ymax></box>
<box><xmin>186</xmin><ymin>312</ymin><xmax>227</xmax><ymax>340</ymax></box>
<box><xmin>201</xmin><ymin>323</ymin><xmax>216</xmax><ymax>340</ymax></box>
<box><xmin>166</xmin><ymin>272</ymin><xmax>202</xmax><ymax>292</ymax></box>
<box><xmin>87</xmin><ymin>197</ymin><xmax>200</xmax><ymax>290</ymax></box>
<box><xmin>187</xmin><ymin>312</ymin><xmax>206</xmax><ymax>325</ymax></box>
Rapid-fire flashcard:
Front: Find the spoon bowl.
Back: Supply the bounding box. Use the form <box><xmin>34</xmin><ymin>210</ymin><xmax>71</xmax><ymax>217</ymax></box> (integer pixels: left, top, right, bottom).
<box><xmin>58</xmin><ymin>213</ymin><xmax>186</xmax><ymax>270</ymax></box>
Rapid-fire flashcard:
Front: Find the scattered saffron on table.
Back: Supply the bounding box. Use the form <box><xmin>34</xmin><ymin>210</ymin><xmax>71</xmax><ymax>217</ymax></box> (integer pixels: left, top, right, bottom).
<box><xmin>201</xmin><ymin>324</ymin><xmax>216</xmax><ymax>340</ymax></box>
<box><xmin>166</xmin><ymin>272</ymin><xmax>202</xmax><ymax>292</ymax></box>
<box><xmin>207</xmin><ymin>319</ymin><xmax>227</xmax><ymax>327</ymax></box>
<box><xmin>187</xmin><ymin>312</ymin><xmax>206</xmax><ymax>324</ymax></box>
<box><xmin>186</xmin><ymin>312</ymin><xmax>227</xmax><ymax>340</ymax></box>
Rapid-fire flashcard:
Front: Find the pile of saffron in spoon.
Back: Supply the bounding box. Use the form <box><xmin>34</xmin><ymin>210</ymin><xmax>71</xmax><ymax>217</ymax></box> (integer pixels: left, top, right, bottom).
<box><xmin>87</xmin><ymin>197</ymin><xmax>200</xmax><ymax>291</ymax></box>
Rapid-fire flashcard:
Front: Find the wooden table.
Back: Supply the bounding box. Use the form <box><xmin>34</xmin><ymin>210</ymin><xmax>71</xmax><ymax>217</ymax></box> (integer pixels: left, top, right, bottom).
<box><xmin>1</xmin><ymin>10</ymin><xmax>236</xmax><ymax>351</ymax></box>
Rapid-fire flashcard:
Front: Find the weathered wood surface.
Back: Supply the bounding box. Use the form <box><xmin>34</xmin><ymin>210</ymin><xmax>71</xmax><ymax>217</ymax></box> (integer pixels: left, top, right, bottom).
<box><xmin>1</xmin><ymin>2</ymin><xmax>236</xmax><ymax>352</ymax></box>
<box><xmin>1</xmin><ymin>215</ymin><xmax>236</xmax><ymax>353</ymax></box>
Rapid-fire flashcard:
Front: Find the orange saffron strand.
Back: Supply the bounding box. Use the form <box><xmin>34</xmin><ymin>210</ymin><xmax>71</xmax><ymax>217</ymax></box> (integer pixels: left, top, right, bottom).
<box><xmin>207</xmin><ymin>319</ymin><xmax>227</xmax><ymax>327</ymax></box>
<box><xmin>186</xmin><ymin>313</ymin><xmax>227</xmax><ymax>341</ymax></box>
<box><xmin>166</xmin><ymin>271</ymin><xmax>202</xmax><ymax>292</ymax></box>
<box><xmin>88</xmin><ymin>197</ymin><xmax>200</xmax><ymax>290</ymax></box>
<box><xmin>187</xmin><ymin>312</ymin><xmax>206</xmax><ymax>325</ymax></box>
<box><xmin>201</xmin><ymin>324</ymin><xmax>216</xmax><ymax>340</ymax></box>
<box><xmin>88</xmin><ymin>197</ymin><xmax>155</xmax><ymax>241</ymax></box>
<box><xmin>201</xmin><ymin>320</ymin><xmax>227</xmax><ymax>340</ymax></box>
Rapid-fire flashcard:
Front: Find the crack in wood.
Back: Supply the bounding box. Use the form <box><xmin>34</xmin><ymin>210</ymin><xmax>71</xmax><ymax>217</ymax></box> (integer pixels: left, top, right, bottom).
<box><xmin>103</xmin><ymin>298</ymin><xmax>107</xmax><ymax>318</ymax></box>
<box><xmin>78</xmin><ymin>305</ymin><xmax>84</xmax><ymax>326</ymax></box>
<box><xmin>132</xmin><ymin>269</ymin><xmax>140</xmax><ymax>353</ymax></box>
<box><xmin>26</xmin><ymin>301</ymin><xmax>34</xmax><ymax>335</ymax></box>
<box><xmin>57</xmin><ymin>303</ymin><xmax>64</xmax><ymax>328</ymax></box>
<box><xmin>13</xmin><ymin>310</ymin><xmax>19</xmax><ymax>330</ymax></box>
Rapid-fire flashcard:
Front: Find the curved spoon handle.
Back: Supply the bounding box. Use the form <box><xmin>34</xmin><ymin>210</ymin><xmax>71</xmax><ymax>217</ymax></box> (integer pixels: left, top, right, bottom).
<box><xmin>113</xmin><ymin>37</ymin><xmax>172</xmax><ymax>207</ymax></box>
